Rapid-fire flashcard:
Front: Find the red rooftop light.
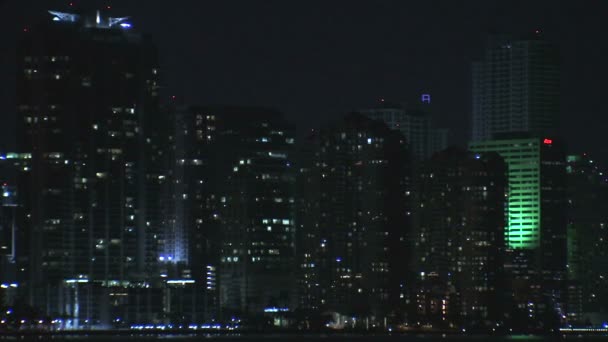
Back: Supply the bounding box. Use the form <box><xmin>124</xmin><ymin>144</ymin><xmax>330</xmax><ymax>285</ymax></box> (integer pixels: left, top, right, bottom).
<box><xmin>543</xmin><ymin>138</ymin><xmax>553</xmax><ymax>145</ymax></box>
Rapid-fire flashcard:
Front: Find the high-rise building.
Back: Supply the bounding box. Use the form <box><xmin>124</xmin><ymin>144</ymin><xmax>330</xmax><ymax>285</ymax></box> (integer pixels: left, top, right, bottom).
<box><xmin>162</xmin><ymin>105</ymin><xmax>201</xmax><ymax>268</ymax></box>
<box><xmin>163</xmin><ymin>105</ymin><xmax>223</xmax><ymax>320</ymax></box>
<box><xmin>214</xmin><ymin>108</ymin><xmax>297</xmax><ymax>317</ymax></box>
<box><xmin>299</xmin><ymin>113</ymin><xmax>411</xmax><ymax>326</ymax></box>
<box><xmin>360</xmin><ymin>97</ymin><xmax>448</xmax><ymax>160</ymax></box>
<box><xmin>471</xmin><ymin>33</ymin><xmax>559</xmax><ymax>142</ymax></box>
<box><xmin>0</xmin><ymin>153</ymin><xmax>24</xmax><ymax>293</ymax></box>
<box><xmin>17</xmin><ymin>8</ymin><xmax>163</xmax><ymax>325</ymax></box>
<box><xmin>170</xmin><ymin>106</ymin><xmax>298</xmax><ymax>317</ymax></box>
<box><xmin>414</xmin><ymin>148</ymin><xmax>506</xmax><ymax>328</ymax></box>
<box><xmin>0</xmin><ymin>183</ymin><xmax>16</xmax><ymax>263</ymax></box>
<box><xmin>295</xmin><ymin>135</ymin><xmax>321</xmax><ymax>313</ymax></box>
<box><xmin>566</xmin><ymin>154</ymin><xmax>608</xmax><ymax>325</ymax></box>
<box><xmin>469</xmin><ymin>135</ymin><xmax>567</xmax><ymax>326</ymax></box>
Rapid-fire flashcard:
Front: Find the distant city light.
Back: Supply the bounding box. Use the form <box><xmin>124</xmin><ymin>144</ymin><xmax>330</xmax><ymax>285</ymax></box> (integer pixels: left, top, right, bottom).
<box><xmin>120</xmin><ymin>23</ymin><xmax>132</xmax><ymax>29</ymax></box>
<box><xmin>543</xmin><ymin>138</ymin><xmax>553</xmax><ymax>145</ymax></box>
<box><xmin>166</xmin><ymin>279</ymin><xmax>195</xmax><ymax>284</ymax></box>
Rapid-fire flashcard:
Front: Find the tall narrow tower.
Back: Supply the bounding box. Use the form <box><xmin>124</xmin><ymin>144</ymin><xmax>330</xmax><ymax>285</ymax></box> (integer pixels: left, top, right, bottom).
<box><xmin>17</xmin><ymin>8</ymin><xmax>162</xmax><ymax>321</ymax></box>
<box><xmin>471</xmin><ymin>33</ymin><xmax>560</xmax><ymax>141</ymax></box>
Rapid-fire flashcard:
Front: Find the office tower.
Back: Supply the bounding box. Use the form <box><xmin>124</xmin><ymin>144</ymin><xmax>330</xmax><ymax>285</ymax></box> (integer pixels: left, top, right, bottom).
<box><xmin>0</xmin><ymin>153</ymin><xmax>30</xmax><ymax>293</ymax></box>
<box><xmin>301</xmin><ymin>113</ymin><xmax>411</xmax><ymax>326</ymax></box>
<box><xmin>469</xmin><ymin>135</ymin><xmax>567</xmax><ymax>326</ymax></box>
<box><xmin>414</xmin><ymin>148</ymin><xmax>506</xmax><ymax>328</ymax></box>
<box><xmin>0</xmin><ymin>183</ymin><xmax>16</xmax><ymax>266</ymax></box>
<box><xmin>0</xmin><ymin>154</ymin><xmax>21</xmax><ymax>261</ymax></box>
<box><xmin>471</xmin><ymin>33</ymin><xmax>560</xmax><ymax>142</ymax></box>
<box><xmin>295</xmin><ymin>136</ymin><xmax>321</xmax><ymax>313</ymax></box>
<box><xmin>0</xmin><ymin>153</ymin><xmax>23</xmax><ymax>292</ymax></box>
<box><xmin>566</xmin><ymin>154</ymin><xmax>608</xmax><ymax>325</ymax></box>
<box><xmin>360</xmin><ymin>97</ymin><xmax>448</xmax><ymax>160</ymax></box>
<box><xmin>213</xmin><ymin>107</ymin><xmax>297</xmax><ymax>317</ymax></box>
<box><xmin>17</xmin><ymin>9</ymin><xmax>162</xmax><ymax>325</ymax></box>
<box><xmin>162</xmin><ymin>105</ymin><xmax>195</xmax><ymax>268</ymax></box>
<box><xmin>163</xmin><ymin>105</ymin><xmax>221</xmax><ymax>320</ymax></box>
<box><xmin>0</xmin><ymin>179</ymin><xmax>18</xmax><ymax>308</ymax></box>
<box><xmin>170</xmin><ymin>106</ymin><xmax>297</xmax><ymax>316</ymax></box>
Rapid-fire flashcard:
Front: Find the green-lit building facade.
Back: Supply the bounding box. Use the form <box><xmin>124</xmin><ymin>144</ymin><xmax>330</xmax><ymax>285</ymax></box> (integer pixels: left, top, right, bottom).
<box><xmin>470</xmin><ymin>138</ymin><xmax>541</xmax><ymax>249</ymax></box>
<box><xmin>469</xmin><ymin>135</ymin><xmax>567</xmax><ymax>327</ymax></box>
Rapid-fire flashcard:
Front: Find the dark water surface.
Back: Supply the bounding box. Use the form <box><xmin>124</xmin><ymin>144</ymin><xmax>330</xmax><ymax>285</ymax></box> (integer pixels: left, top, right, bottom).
<box><xmin>3</xmin><ymin>334</ymin><xmax>608</xmax><ymax>341</ymax></box>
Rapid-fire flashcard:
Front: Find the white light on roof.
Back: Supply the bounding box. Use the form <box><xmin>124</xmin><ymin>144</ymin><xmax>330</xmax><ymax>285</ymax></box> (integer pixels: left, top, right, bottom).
<box><xmin>109</xmin><ymin>16</ymin><xmax>130</xmax><ymax>26</ymax></box>
<box><xmin>48</xmin><ymin>10</ymin><xmax>79</xmax><ymax>22</ymax></box>
<box><xmin>65</xmin><ymin>279</ymin><xmax>89</xmax><ymax>283</ymax></box>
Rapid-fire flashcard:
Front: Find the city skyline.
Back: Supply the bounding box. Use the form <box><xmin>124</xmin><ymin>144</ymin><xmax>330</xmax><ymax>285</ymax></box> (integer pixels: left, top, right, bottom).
<box><xmin>1</xmin><ymin>0</ymin><xmax>608</xmax><ymax>335</ymax></box>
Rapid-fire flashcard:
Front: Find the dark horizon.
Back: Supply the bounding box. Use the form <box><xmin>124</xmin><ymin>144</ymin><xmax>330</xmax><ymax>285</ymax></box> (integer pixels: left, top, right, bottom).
<box><xmin>2</xmin><ymin>0</ymin><xmax>608</xmax><ymax>163</ymax></box>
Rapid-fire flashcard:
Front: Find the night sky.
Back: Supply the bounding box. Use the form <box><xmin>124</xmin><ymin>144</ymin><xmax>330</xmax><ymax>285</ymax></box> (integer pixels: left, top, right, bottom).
<box><xmin>2</xmin><ymin>0</ymin><xmax>607</xmax><ymax>162</ymax></box>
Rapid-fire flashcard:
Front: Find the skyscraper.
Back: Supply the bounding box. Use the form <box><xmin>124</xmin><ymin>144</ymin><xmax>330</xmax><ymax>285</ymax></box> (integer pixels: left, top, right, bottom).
<box><xmin>565</xmin><ymin>154</ymin><xmax>608</xmax><ymax>324</ymax></box>
<box><xmin>469</xmin><ymin>135</ymin><xmax>567</xmax><ymax>325</ymax></box>
<box><xmin>471</xmin><ymin>33</ymin><xmax>559</xmax><ymax>142</ymax></box>
<box><xmin>299</xmin><ymin>113</ymin><xmax>411</xmax><ymax>326</ymax></box>
<box><xmin>295</xmin><ymin>135</ymin><xmax>322</xmax><ymax>313</ymax></box>
<box><xmin>17</xmin><ymin>8</ymin><xmax>162</xmax><ymax>325</ymax></box>
<box><xmin>0</xmin><ymin>153</ymin><xmax>23</xmax><ymax>289</ymax></box>
<box><xmin>170</xmin><ymin>106</ymin><xmax>297</xmax><ymax>317</ymax></box>
<box><xmin>414</xmin><ymin>148</ymin><xmax>506</xmax><ymax>328</ymax></box>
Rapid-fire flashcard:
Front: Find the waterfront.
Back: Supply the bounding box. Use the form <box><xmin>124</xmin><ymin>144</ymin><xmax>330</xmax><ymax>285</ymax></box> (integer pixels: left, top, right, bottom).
<box><xmin>3</xmin><ymin>335</ymin><xmax>608</xmax><ymax>341</ymax></box>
